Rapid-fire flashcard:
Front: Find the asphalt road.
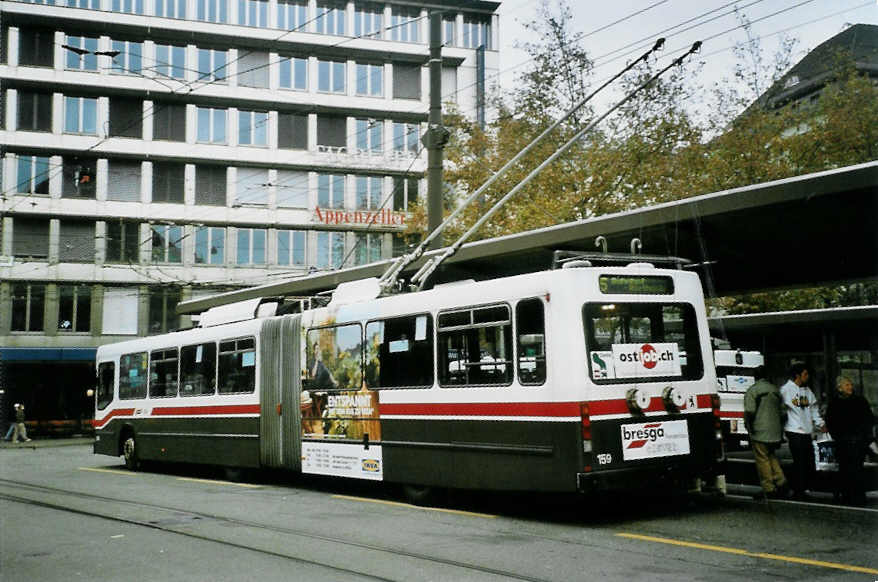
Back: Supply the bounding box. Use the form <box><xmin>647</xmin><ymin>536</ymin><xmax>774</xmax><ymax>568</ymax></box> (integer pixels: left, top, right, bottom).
<box><xmin>1</xmin><ymin>443</ymin><xmax>876</xmax><ymax>581</ymax></box>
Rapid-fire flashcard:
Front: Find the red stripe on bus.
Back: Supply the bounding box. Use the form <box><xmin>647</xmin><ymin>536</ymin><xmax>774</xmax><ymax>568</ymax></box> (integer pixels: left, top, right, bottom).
<box><xmin>720</xmin><ymin>411</ymin><xmax>745</xmax><ymax>418</ymax></box>
<box><xmin>93</xmin><ymin>408</ymin><xmax>136</xmax><ymax>428</ymax></box>
<box><xmin>378</xmin><ymin>402</ymin><xmax>581</xmax><ymax>417</ymax></box>
<box><xmin>151</xmin><ymin>404</ymin><xmax>260</xmax><ymax>416</ymax></box>
<box><xmin>589</xmin><ymin>394</ymin><xmax>715</xmax><ymax>416</ymax></box>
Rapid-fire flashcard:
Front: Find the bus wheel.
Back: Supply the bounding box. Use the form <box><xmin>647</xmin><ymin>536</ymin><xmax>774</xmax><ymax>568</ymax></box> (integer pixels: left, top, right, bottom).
<box><xmin>402</xmin><ymin>484</ymin><xmax>441</xmax><ymax>507</ymax></box>
<box><xmin>122</xmin><ymin>433</ymin><xmax>140</xmax><ymax>471</ymax></box>
<box><xmin>223</xmin><ymin>466</ymin><xmax>245</xmax><ymax>482</ymax></box>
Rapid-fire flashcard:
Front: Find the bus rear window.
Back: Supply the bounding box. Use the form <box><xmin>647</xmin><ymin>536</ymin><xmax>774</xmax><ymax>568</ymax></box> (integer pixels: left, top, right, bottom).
<box><xmin>583</xmin><ymin>303</ymin><xmax>703</xmax><ymax>382</ymax></box>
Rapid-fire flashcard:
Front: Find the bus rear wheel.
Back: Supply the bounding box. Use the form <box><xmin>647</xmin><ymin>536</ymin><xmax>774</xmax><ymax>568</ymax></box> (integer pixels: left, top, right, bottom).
<box><xmin>122</xmin><ymin>433</ymin><xmax>140</xmax><ymax>471</ymax></box>
<box><xmin>402</xmin><ymin>484</ymin><xmax>442</xmax><ymax>507</ymax></box>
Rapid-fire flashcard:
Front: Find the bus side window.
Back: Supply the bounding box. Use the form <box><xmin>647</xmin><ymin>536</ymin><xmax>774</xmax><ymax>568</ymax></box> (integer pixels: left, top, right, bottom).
<box><xmin>365</xmin><ymin>314</ymin><xmax>433</xmax><ymax>389</ymax></box>
<box><xmin>218</xmin><ymin>338</ymin><xmax>256</xmax><ymax>394</ymax></box>
<box><xmin>149</xmin><ymin>348</ymin><xmax>179</xmax><ymax>398</ymax></box>
<box><xmin>119</xmin><ymin>352</ymin><xmax>148</xmax><ymax>400</ymax></box>
<box><xmin>97</xmin><ymin>362</ymin><xmax>115</xmax><ymax>410</ymax></box>
<box><xmin>181</xmin><ymin>342</ymin><xmax>217</xmax><ymax>396</ymax></box>
<box><xmin>438</xmin><ymin>304</ymin><xmax>513</xmax><ymax>387</ymax></box>
<box><xmin>516</xmin><ymin>298</ymin><xmax>546</xmax><ymax>385</ymax></box>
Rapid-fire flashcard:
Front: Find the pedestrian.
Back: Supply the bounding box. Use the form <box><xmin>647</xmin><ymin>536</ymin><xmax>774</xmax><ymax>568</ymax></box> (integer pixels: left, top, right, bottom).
<box><xmin>11</xmin><ymin>403</ymin><xmax>32</xmax><ymax>443</ymax></box>
<box><xmin>825</xmin><ymin>376</ymin><xmax>874</xmax><ymax>505</ymax></box>
<box><xmin>744</xmin><ymin>367</ymin><xmax>788</xmax><ymax>500</ymax></box>
<box><xmin>3</xmin><ymin>406</ymin><xmax>16</xmax><ymax>441</ymax></box>
<box><xmin>780</xmin><ymin>363</ymin><xmax>826</xmax><ymax>499</ymax></box>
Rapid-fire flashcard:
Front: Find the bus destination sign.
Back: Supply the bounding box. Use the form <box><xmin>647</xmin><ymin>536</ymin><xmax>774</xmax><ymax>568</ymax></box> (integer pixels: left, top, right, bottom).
<box><xmin>599</xmin><ymin>275</ymin><xmax>674</xmax><ymax>295</ymax></box>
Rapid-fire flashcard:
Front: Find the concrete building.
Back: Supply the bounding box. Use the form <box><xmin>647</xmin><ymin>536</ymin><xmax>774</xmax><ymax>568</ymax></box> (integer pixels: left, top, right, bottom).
<box><xmin>0</xmin><ymin>0</ymin><xmax>500</xmax><ymax>431</ymax></box>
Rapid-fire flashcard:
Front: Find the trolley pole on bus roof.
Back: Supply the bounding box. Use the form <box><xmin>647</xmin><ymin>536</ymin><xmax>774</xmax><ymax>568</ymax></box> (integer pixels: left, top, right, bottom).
<box><xmin>423</xmin><ymin>12</ymin><xmax>450</xmax><ymax>251</ymax></box>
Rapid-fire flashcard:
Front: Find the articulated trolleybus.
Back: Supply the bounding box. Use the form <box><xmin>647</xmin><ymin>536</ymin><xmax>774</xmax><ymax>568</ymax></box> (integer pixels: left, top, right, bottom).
<box><xmin>94</xmin><ymin>257</ymin><xmax>725</xmax><ymax>498</ymax></box>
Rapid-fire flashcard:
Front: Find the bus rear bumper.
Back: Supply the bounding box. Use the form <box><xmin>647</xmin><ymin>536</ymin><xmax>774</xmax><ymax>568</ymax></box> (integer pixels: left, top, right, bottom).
<box><xmin>577</xmin><ymin>461</ymin><xmax>726</xmax><ymax>494</ymax></box>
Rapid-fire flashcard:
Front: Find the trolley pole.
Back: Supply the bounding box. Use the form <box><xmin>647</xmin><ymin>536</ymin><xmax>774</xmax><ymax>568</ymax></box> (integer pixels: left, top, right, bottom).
<box><xmin>423</xmin><ymin>12</ymin><xmax>449</xmax><ymax>251</ymax></box>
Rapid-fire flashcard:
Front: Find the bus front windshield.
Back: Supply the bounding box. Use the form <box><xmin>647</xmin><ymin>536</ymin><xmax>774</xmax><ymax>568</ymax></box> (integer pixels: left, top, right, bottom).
<box><xmin>583</xmin><ymin>302</ymin><xmax>703</xmax><ymax>383</ymax></box>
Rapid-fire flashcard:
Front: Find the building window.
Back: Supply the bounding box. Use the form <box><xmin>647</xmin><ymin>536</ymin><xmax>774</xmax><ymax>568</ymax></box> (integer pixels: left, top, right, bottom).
<box><xmin>109</xmin><ymin>40</ymin><xmax>143</xmax><ymax>75</ymax></box>
<box><xmin>195</xmin><ymin>226</ymin><xmax>225</xmax><ymax>264</ymax></box>
<box><xmin>152</xmin><ymin>162</ymin><xmax>185</xmax><ymax>203</ymax></box>
<box><xmin>66</xmin><ymin>0</ymin><xmax>100</xmax><ymax>7</ymax></box>
<box><xmin>195</xmin><ymin>165</ymin><xmax>227</xmax><ymax>205</ymax></box>
<box><xmin>154</xmin><ymin>44</ymin><xmax>186</xmax><ymax>79</ymax></box>
<box><xmin>355</xmin><ymin>63</ymin><xmax>383</xmax><ymax>96</ymax></box>
<box><xmin>277</xmin><ymin>0</ymin><xmax>307</xmax><ymax>30</ymax></box>
<box><xmin>392</xmin><ymin>176</ymin><xmax>419</xmax><ymax>211</ymax></box>
<box><xmin>355</xmin><ymin>232</ymin><xmax>382</xmax><ymax>265</ymax></box>
<box><xmin>218</xmin><ymin>338</ymin><xmax>256</xmax><ymax>393</ymax></box>
<box><xmin>238</xmin><ymin>51</ymin><xmax>269</xmax><ymax>88</ymax></box>
<box><xmin>393</xmin><ymin>122</ymin><xmax>420</xmax><ymax>154</ymax></box>
<box><xmin>153</xmin><ymin>102</ymin><xmax>186</xmax><ymax>142</ymax></box>
<box><xmin>109</xmin><ymin>97</ymin><xmax>143</xmax><ymax>138</ymax></box>
<box><xmin>65</xmin><ymin>36</ymin><xmax>98</xmax><ymax>71</ymax></box>
<box><xmin>64</xmin><ymin>96</ymin><xmax>98</xmax><ymax>135</ymax></box>
<box><xmin>279</xmin><ymin>56</ymin><xmax>307</xmax><ymax>90</ymax></box>
<box><xmin>442</xmin><ymin>66</ymin><xmax>457</xmax><ymax>103</ymax></box>
<box><xmin>17</xmin><ymin>91</ymin><xmax>52</xmax><ymax>132</ymax></box>
<box><xmin>62</xmin><ymin>157</ymin><xmax>97</xmax><ymax>198</ymax></box>
<box><xmin>277</xmin><ymin>230</ymin><xmax>306</xmax><ymax>265</ymax></box>
<box><xmin>149</xmin><ymin>287</ymin><xmax>181</xmax><ymax>334</ymax></box>
<box><xmin>364</xmin><ymin>314</ymin><xmax>434</xmax><ymax>389</ymax></box>
<box><xmin>197</xmin><ymin>107</ymin><xmax>227</xmax><ymax>144</ymax></box>
<box><xmin>356</xmin><ymin>119</ymin><xmax>383</xmax><ymax>153</ymax></box>
<box><xmin>111</xmin><ymin>0</ymin><xmax>144</xmax><ymax>14</ymax></box>
<box><xmin>317</xmin><ymin>59</ymin><xmax>346</xmax><ymax>93</ymax></box>
<box><xmin>235</xmin><ymin>168</ymin><xmax>269</xmax><ymax>205</ymax></box>
<box><xmin>155</xmin><ymin>0</ymin><xmax>186</xmax><ymax>18</ymax></box>
<box><xmin>354</xmin><ymin>3</ymin><xmax>383</xmax><ymax>39</ymax></box>
<box><xmin>317</xmin><ymin>174</ymin><xmax>345</xmax><ymax>209</ymax></box>
<box><xmin>58</xmin><ymin>285</ymin><xmax>91</xmax><ymax>332</ymax></box>
<box><xmin>106</xmin><ymin>160</ymin><xmax>141</xmax><ymax>201</ymax></box>
<box><xmin>238</xmin><ymin>110</ymin><xmax>268</xmax><ymax>146</ymax></box>
<box><xmin>237</xmin><ymin>0</ymin><xmax>268</xmax><ymax>27</ymax></box>
<box><xmin>393</xmin><ymin>64</ymin><xmax>421</xmax><ymax>99</ymax></box>
<box><xmin>197</xmin><ymin>48</ymin><xmax>227</xmax><ymax>83</ymax></box>
<box><xmin>11</xmin><ymin>283</ymin><xmax>45</xmax><ymax>332</ymax></box>
<box><xmin>16</xmin><ymin>156</ymin><xmax>50</xmax><ymax>195</ymax></box>
<box><xmin>443</xmin><ymin>15</ymin><xmax>456</xmax><ymax>46</ymax></box>
<box><xmin>462</xmin><ymin>16</ymin><xmax>492</xmax><ymax>49</ymax></box>
<box><xmin>316</xmin><ymin>231</ymin><xmax>345</xmax><ymax>269</ymax></box>
<box><xmin>151</xmin><ymin>224</ymin><xmax>183</xmax><ymax>263</ymax></box>
<box><xmin>196</xmin><ymin>0</ymin><xmax>228</xmax><ymax>22</ymax></box>
<box><xmin>105</xmin><ymin>220</ymin><xmax>141</xmax><ymax>263</ymax></box>
<box><xmin>59</xmin><ymin>220</ymin><xmax>96</xmax><ymax>262</ymax></box>
<box><xmin>438</xmin><ymin>304</ymin><xmax>513</xmax><ymax>386</ymax></box>
<box><xmin>236</xmin><ymin>228</ymin><xmax>266</xmax><ymax>265</ymax></box>
<box><xmin>390</xmin><ymin>6</ymin><xmax>420</xmax><ymax>43</ymax></box>
<box><xmin>355</xmin><ymin>175</ymin><xmax>384</xmax><ymax>209</ymax></box>
<box><xmin>278</xmin><ymin>113</ymin><xmax>308</xmax><ymax>149</ymax></box>
<box><xmin>12</xmin><ymin>218</ymin><xmax>50</xmax><ymax>258</ymax></box>
<box><xmin>19</xmin><ymin>27</ymin><xmax>54</xmax><ymax>67</ymax></box>
<box><xmin>275</xmin><ymin>170</ymin><xmax>308</xmax><ymax>207</ymax></box>
<box><xmin>315</xmin><ymin>2</ymin><xmax>345</xmax><ymax>35</ymax></box>
<box><xmin>316</xmin><ymin>115</ymin><xmax>346</xmax><ymax>149</ymax></box>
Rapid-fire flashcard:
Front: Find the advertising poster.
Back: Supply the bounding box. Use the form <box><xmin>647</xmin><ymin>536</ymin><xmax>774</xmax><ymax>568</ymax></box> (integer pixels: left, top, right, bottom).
<box><xmin>611</xmin><ymin>342</ymin><xmax>682</xmax><ymax>378</ymax></box>
<box><xmin>620</xmin><ymin>420</ymin><xmax>690</xmax><ymax>460</ymax></box>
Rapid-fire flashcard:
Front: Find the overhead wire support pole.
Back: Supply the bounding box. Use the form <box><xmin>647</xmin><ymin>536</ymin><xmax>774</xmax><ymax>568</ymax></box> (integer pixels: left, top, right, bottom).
<box><xmin>425</xmin><ymin>11</ymin><xmax>449</xmax><ymax>251</ymax></box>
<box><xmin>410</xmin><ymin>41</ymin><xmax>703</xmax><ymax>290</ymax></box>
<box><xmin>379</xmin><ymin>37</ymin><xmax>667</xmax><ymax>294</ymax></box>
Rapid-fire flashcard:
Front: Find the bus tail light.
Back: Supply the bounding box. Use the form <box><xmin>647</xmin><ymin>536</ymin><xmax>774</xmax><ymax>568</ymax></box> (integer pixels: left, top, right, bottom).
<box><xmin>710</xmin><ymin>394</ymin><xmax>722</xmax><ymax>430</ymax></box>
<box><xmin>580</xmin><ymin>403</ymin><xmax>592</xmax><ymax>451</ymax></box>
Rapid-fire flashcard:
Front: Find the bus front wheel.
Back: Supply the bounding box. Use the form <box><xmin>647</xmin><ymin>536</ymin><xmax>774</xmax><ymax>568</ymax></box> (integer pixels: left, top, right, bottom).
<box><xmin>122</xmin><ymin>433</ymin><xmax>140</xmax><ymax>471</ymax></box>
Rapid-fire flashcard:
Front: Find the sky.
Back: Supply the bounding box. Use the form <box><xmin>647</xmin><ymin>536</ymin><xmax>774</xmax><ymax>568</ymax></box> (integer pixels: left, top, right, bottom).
<box><xmin>493</xmin><ymin>0</ymin><xmax>878</xmax><ymax>112</ymax></box>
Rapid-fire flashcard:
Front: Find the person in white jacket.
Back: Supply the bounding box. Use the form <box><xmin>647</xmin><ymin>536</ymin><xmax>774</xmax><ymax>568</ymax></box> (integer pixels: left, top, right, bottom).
<box><xmin>780</xmin><ymin>363</ymin><xmax>826</xmax><ymax>499</ymax></box>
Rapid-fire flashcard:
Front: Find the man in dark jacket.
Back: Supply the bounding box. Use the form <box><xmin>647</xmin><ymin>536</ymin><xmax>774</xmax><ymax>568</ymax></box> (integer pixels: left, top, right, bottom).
<box><xmin>744</xmin><ymin>368</ymin><xmax>788</xmax><ymax>500</ymax></box>
<box><xmin>826</xmin><ymin>376</ymin><xmax>874</xmax><ymax>505</ymax></box>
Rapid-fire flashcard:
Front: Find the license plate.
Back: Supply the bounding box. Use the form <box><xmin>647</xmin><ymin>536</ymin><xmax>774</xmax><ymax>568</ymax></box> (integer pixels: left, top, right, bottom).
<box><xmin>620</xmin><ymin>420</ymin><xmax>690</xmax><ymax>460</ymax></box>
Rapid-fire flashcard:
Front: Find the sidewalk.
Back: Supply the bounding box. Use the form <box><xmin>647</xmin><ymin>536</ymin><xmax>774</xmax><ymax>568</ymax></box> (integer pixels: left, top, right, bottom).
<box><xmin>0</xmin><ymin>437</ymin><xmax>93</xmax><ymax>449</ymax></box>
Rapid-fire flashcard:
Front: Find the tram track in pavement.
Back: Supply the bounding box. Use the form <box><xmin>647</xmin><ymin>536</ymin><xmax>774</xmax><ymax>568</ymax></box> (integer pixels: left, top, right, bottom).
<box><xmin>0</xmin><ymin>477</ymin><xmax>554</xmax><ymax>582</ymax></box>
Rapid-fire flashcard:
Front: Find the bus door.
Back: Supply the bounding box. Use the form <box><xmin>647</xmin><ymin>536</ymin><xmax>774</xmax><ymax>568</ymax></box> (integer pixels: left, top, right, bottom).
<box><xmin>259</xmin><ymin>315</ymin><xmax>303</xmax><ymax>470</ymax></box>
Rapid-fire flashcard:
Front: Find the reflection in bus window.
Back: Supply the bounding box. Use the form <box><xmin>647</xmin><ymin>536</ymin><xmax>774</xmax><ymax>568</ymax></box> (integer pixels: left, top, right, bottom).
<box><xmin>149</xmin><ymin>348</ymin><xmax>179</xmax><ymax>398</ymax></box>
<box><xmin>365</xmin><ymin>314</ymin><xmax>433</xmax><ymax>389</ymax></box>
<box><xmin>119</xmin><ymin>351</ymin><xmax>148</xmax><ymax>399</ymax></box>
<box><xmin>438</xmin><ymin>304</ymin><xmax>513</xmax><ymax>386</ymax></box>
<box><xmin>218</xmin><ymin>337</ymin><xmax>256</xmax><ymax>393</ymax></box>
<box><xmin>181</xmin><ymin>342</ymin><xmax>217</xmax><ymax>396</ymax></box>
<box><xmin>306</xmin><ymin>324</ymin><xmax>362</xmax><ymax>391</ymax></box>
<box><xmin>97</xmin><ymin>362</ymin><xmax>115</xmax><ymax>410</ymax></box>
<box><xmin>516</xmin><ymin>298</ymin><xmax>546</xmax><ymax>385</ymax></box>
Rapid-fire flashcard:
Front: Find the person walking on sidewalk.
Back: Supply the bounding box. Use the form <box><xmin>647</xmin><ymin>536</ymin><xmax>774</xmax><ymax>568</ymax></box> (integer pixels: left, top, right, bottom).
<box><xmin>826</xmin><ymin>376</ymin><xmax>874</xmax><ymax>505</ymax></box>
<box><xmin>11</xmin><ymin>403</ymin><xmax>32</xmax><ymax>443</ymax></box>
<box><xmin>744</xmin><ymin>368</ymin><xmax>788</xmax><ymax>500</ymax></box>
<box><xmin>781</xmin><ymin>363</ymin><xmax>825</xmax><ymax>499</ymax></box>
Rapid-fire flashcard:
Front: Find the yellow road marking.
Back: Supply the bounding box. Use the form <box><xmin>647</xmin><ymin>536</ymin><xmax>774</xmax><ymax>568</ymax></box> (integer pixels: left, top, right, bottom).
<box><xmin>332</xmin><ymin>494</ymin><xmax>496</xmax><ymax>519</ymax></box>
<box><xmin>617</xmin><ymin>532</ymin><xmax>878</xmax><ymax>575</ymax></box>
<box><xmin>79</xmin><ymin>467</ymin><xmax>141</xmax><ymax>476</ymax></box>
<box><xmin>176</xmin><ymin>477</ymin><xmax>262</xmax><ymax>489</ymax></box>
